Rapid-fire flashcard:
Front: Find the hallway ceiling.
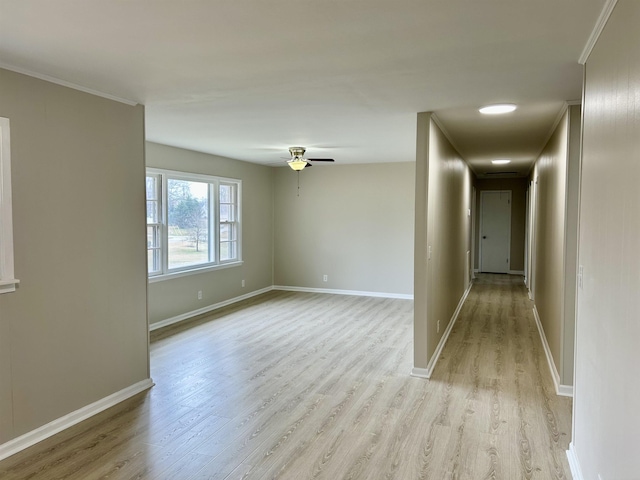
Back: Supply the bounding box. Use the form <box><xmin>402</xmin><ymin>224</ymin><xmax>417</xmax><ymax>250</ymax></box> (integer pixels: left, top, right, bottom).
<box><xmin>0</xmin><ymin>1</ymin><xmax>607</xmax><ymax>177</ymax></box>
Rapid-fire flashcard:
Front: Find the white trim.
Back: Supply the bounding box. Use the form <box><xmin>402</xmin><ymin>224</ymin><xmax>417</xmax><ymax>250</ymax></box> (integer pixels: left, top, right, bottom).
<box><xmin>0</xmin><ymin>379</ymin><xmax>153</xmax><ymax>461</ymax></box>
<box><xmin>145</xmin><ymin>168</ymin><xmax>243</xmax><ymax>278</ymax></box>
<box><xmin>578</xmin><ymin>0</ymin><xmax>619</xmax><ymax>64</ymax></box>
<box><xmin>431</xmin><ymin>114</ymin><xmax>466</xmax><ymax>164</ymax></box>
<box><xmin>273</xmin><ymin>285</ymin><xmax>413</xmax><ymax>300</ymax></box>
<box><xmin>411</xmin><ymin>282</ymin><xmax>473</xmax><ymax>379</ymax></box>
<box><xmin>566</xmin><ymin>443</ymin><xmax>585</xmax><ymax>480</ymax></box>
<box><xmin>532</xmin><ymin>306</ymin><xmax>573</xmax><ymax>397</ymax></box>
<box><xmin>410</xmin><ymin>367</ymin><xmax>430</xmax><ymax>379</ymax></box>
<box><xmin>479</xmin><ymin>190</ymin><xmax>512</xmax><ymax>274</ymax></box>
<box><xmin>0</xmin><ymin>63</ymin><xmax>138</xmax><ymax>106</ymax></box>
<box><xmin>508</xmin><ymin>270</ymin><xmax>525</xmax><ymax>275</ymax></box>
<box><xmin>148</xmin><ymin>260</ymin><xmax>244</xmax><ymax>283</ymax></box>
<box><xmin>557</xmin><ymin>384</ymin><xmax>574</xmax><ymax>397</ymax></box>
<box><xmin>0</xmin><ymin>117</ymin><xmax>19</xmax><ymax>294</ymax></box>
<box><xmin>149</xmin><ymin>286</ymin><xmax>274</xmax><ymax>331</ymax></box>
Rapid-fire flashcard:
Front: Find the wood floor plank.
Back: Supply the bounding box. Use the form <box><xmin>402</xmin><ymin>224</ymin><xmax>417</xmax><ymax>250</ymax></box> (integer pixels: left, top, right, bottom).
<box><xmin>0</xmin><ymin>276</ymin><xmax>573</xmax><ymax>479</ymax></box>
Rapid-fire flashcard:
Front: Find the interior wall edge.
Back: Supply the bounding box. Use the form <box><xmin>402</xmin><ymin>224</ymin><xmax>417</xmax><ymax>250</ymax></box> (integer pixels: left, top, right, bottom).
<box><xmin>566</xmin><ymin>442</ymin><xmax>586</xmax><ymax>480</ymax></box>
<box><xmin>0</xmin><ymin>379</ymin><xmax>153</xmax><ymax>462</ymax></box>
<box><xmin>533</xmin><ymin>305</ymin><xmax>573</xmax><ymax>397</ymax></box>
<box><xmin>421</xmin><ymin>281</ymin><xmax>473</xmax><ymax>379</ymax></box>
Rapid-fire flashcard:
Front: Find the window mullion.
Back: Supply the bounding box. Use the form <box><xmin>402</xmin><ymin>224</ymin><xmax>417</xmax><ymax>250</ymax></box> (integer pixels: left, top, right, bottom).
<box><xmin>213</xmin><ymin>181</ymin><xmax>219</xmax><ymax>264</ymax></box>
<box><xmin>161</xmin><ymin>174</ymin><xmax>168</xmax><ymax>275</ymax></box>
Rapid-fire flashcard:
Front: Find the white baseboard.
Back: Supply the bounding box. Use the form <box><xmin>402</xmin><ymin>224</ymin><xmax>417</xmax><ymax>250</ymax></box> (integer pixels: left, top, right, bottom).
<box><xmin>557</xmin><ymin>384</ymin><xmax>574</xmax><ymax>396</ymax></box>
<box><xmin>532</xmin><ymin>306</ymin><xmax>573</xmax><ymax>397</ymax></box>
<box><xmin>567</xmin><ymin>442</ymin><xmax>585</xmax><ymax>480</ymax></box>
<box><xmin>411</xmin><ymin>281</ymin><xmax>473</xmax><ymax>379</ymax></box>
<box><xmin>150</xmin><ymin>285</ymin><xmax>412</xmax><ymax>332</ymax></box>
<box><xmin>508</xmin><ymin>270</ymin><xmax>525</xmax><ymax>275</ymax></box>
<box><xmin>273</xmin><ymin>285</ymin><xmax>413</xmax><ymax>300</ymax></box>
<box><xmin>149</xmin><ymin>286</ymin><xmax>274</xmax><ymax>331</ymax></box>
<box><xmin>410</xmin><ymin>367</ymin><xmax>430</xmax><ymax>379</ymax></box>
<box><xmin>0</xmin><ymin>378</ymin><xmax>154</xmax><ymax>462</ymax></box>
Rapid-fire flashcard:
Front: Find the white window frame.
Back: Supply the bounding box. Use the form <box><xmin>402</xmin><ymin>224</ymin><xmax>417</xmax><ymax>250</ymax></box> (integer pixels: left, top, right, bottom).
<box><xmin>146</xmin><ymin>173</ymin><xmax>162</xmax><ymax>276</ymax></box>
<box><xmin>146</xmin><ymin>168</ymin><xmax>242</xmax><ymax>282</ymax></box>
<box><xmin>0</xmin><ymin>117</ymin><xmax>19</xmax><ymax>294</ymax></box>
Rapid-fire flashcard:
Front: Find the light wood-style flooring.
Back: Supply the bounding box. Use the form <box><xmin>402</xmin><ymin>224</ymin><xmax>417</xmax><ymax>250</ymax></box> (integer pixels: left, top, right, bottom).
<box><xmin>0</xmin><ymin>274</ymin><xmax>572</xmax><ymax>479</ymax></box>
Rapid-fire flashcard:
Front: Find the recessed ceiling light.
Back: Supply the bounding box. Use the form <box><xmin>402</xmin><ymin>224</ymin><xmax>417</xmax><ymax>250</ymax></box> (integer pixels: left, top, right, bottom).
<box><xmin>479</xmin><ymin>104</ymin><xmax>517</xmax><ymax>114</ymax></box>
<box><xmin>491</xmin><ymin>159</ymin><xmax>511</xmax><ymax>165</ymax></box>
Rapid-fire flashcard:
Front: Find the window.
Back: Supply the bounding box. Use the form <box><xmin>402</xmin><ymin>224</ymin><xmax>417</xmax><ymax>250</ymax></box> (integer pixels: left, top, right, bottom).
<box><xmin>0</xmin><ymin>117</ymin><xmax>19</xmax><ymax>294</ymax></box>
<box><xmin>146</xmin><ymin>169</ymin><xmax>241</xmax><ymax>279</ymax></box>
<box><xmin>146</xmin><ymin>174</ymin><xmax>162</xmax><ymax>275</ymax></box>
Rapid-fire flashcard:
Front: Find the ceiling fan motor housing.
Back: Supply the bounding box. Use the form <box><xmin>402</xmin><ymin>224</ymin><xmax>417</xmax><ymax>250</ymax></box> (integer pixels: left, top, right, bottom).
<box><xmin>289</xmin><ymin>146</ymin><xmax>306</xmax><ymax>159</ymax></box>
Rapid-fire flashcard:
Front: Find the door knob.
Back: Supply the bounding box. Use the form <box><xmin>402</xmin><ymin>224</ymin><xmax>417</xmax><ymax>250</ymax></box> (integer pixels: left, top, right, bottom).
<box><xmin>482</xmin><ymin>236</ymin><xmax>487</xmax><ymax>239</ymax></box>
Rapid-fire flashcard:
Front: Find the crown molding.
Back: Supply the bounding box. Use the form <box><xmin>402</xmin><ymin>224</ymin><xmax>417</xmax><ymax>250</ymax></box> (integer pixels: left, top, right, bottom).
<box><xmin>0</xmin><ymin>63</ymin><xmax>138</xmax><ymax>106</ymax></box>
<box><xmin>579</xmin><ymin>0</ymin><xmax>618</xmax><ymax>65</ymax></box>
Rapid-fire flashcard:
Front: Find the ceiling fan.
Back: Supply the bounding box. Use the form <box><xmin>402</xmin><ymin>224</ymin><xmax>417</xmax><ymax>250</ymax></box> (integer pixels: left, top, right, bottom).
<box><xmin>287</xmin><ymin>147</ymin><xmax>335</xmax><ymax>170</ymax></box>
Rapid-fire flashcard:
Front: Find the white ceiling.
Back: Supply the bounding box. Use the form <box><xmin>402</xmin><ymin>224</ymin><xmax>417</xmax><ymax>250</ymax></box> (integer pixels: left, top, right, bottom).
<box><xmin>0</xmin><ymin>1</ymin><xmax>606</xmax><ymax>177</ymax></box>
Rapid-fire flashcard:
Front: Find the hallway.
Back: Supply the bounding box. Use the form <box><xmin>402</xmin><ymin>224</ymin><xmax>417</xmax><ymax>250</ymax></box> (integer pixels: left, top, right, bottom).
<box><xmin>0</xmin><ymin>275</ymin><xmax>572</xmax><ymax>479</ymax></box>
<box><xmin>433</xmin><ymin>274</ymin><xmax>573</xmax><ymax>478</ymax></box>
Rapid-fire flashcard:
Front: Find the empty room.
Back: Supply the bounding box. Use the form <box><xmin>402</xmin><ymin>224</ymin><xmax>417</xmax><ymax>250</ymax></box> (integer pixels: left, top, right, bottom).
<box><xmin>1</xmin><ymin>1</ymin><xmax>639</xmax><ymax>479</ymax></box>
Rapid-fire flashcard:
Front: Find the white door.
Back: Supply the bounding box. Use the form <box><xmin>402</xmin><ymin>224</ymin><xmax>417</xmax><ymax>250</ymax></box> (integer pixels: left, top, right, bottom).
<box><xmin>480</xmin><ymin>190</ymin><xmax>511</xmax><ymax>273</ymax></box>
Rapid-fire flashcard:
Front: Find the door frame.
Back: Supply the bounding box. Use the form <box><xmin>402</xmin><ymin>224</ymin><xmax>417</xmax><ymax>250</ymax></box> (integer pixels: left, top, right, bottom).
<box><xmin>479</xmin><ymin>190</ymin><xmax>512</xmax><ymax>273</ymax></box>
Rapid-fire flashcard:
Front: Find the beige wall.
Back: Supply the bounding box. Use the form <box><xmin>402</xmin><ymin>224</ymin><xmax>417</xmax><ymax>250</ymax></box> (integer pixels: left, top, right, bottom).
<box><xmin>146</xmin><ymin>142</ymin><xmax>274</xmax><ymax>325</ymax></box>
<box><xmin>273</xmin><ymin>162</ymin><xmax>414</xmax><ymax>294</ymax></box>
<box><xmin>474</xmin><ymin>177</ymin><xmax>528</xmax><ymax>272</ymax></box>
<box><xmin>573</xmin><ymin>2</ymin><xmax>640</xmax><ymax>477</ymax></box>
<box><xmin>529</xmin><ymin>105</ymin><xmax>581</xmax><ymax>389</ymax></box>
<box><xmin>414</xmin><ymin>114</ymin><xmax>473</xmax><ymax>370</ymax></box>
<box><xmin>530</xmin><ymin>110</ymin><xmax>569</xmax><ymax>386</ymax></box>
<box><xmin>0</xmin><ymin>69</ymin><xmax>149</xmax><ymax>443</ymax></box>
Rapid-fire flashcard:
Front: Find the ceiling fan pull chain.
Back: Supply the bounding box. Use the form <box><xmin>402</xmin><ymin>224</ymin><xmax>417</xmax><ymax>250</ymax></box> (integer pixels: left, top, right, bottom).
<box><xmin>297</xmin><ymin>170</ymin><xmax>300</xmax><ymax>197</ymax></box>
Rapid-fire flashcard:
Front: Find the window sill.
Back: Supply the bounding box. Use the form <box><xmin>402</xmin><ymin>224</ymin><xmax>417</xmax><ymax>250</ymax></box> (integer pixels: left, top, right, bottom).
<box><xmin>148</xmin><ymin>261</ymin><xmax>243</xmax><ymax>284</ymax></box>
<box><xmin>0</xmin><ymin>278</ymin><xmax>20</xmax><ymax>294</ymax></box>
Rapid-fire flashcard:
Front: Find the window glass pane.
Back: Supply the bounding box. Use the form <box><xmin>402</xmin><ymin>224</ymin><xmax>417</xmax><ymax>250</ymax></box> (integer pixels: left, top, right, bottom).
<box><xmin>220</xmin><ymin>242</ymin><xmax>236</xmax><ymax>261</ymax></box>
<box><xmin>220</xmin><ymin>184</ymin><xmax>232</xmax><ymax>203</ymax></box>
<box><xmin>146</xmin><ymin>176</ymin><xmax>157</xmax><ymax>199</ymax></box>
<box><xmin>147</xmin><ymin>225</ymin><xmax>159</xmax><ymax>248</ymax></box>
<box><xmin>220</xmin><ymin>223</ymin><xmax>236</xmax><ymax>241</ymax></box>
<box><xmin>148</xmin><ymin>248</ymin><xmax>161</xmax><ymax>274</ymax></box>
<box><xmin>147</xmin><ymin>225</ymin><xmax>161</xmax><ymax>274</ymax></box>
<box><xmin>146</xmin><ymin>201</ymin><xmax>158</xmax><ymax>223</ymax></box>
<box><xmin>167</xmin><ymin>179</ymin><xmax>210</xmax><ymax>269</ymax></box>
<box><xmin>220</xmin><ymin>204</ymin><xmax>234</xmax><ymax>222</ymax></box>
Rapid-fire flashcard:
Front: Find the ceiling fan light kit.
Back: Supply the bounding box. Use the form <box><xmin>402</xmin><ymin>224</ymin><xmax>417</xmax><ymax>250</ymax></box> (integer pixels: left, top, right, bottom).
<box><xmin>288</xmin><ymin>159</ymin><xmax>308</xmax><ymax>171</ymax></box>
<box><xmin>286</xmin><ymin>146</ymin><xmax>335</xmax><ymax>170</ymax></box>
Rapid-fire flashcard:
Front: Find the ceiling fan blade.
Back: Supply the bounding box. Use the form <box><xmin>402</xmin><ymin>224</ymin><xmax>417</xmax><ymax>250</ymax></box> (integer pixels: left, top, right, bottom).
<box><xmin>304</xmin><ymin>162</ymin><xmax>312</xmax><ymax>168</ymax></box>
<box><xmin>306</xmin><ymin>158</ymin><xmax>335</xmax><ymax>162</ymax></box>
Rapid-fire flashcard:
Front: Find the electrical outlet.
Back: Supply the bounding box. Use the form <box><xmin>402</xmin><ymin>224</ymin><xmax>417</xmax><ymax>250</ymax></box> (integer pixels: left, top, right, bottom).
<box><xmin>197</xmin><ymin>290</ymin><xmax>202</xmax><ymax>300</ymax></box>
<box><xmin>437</xmin><ymin>320</ymin><xmax>440</xmax><ymax>333</ymax></box>
<box><xmin>323</xmin><ymin>275</ymin><xmax>328</xmax><ymax>282</ymax></box>
<box><xmin>428</xmin><ymin>245</ymin><xmax>432</xmax><ymax>260</ymax></box>
<box><xmin>241</xmin><ymin>279</ymin><xmax>245</xmax><ymax>288</ymax></box>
